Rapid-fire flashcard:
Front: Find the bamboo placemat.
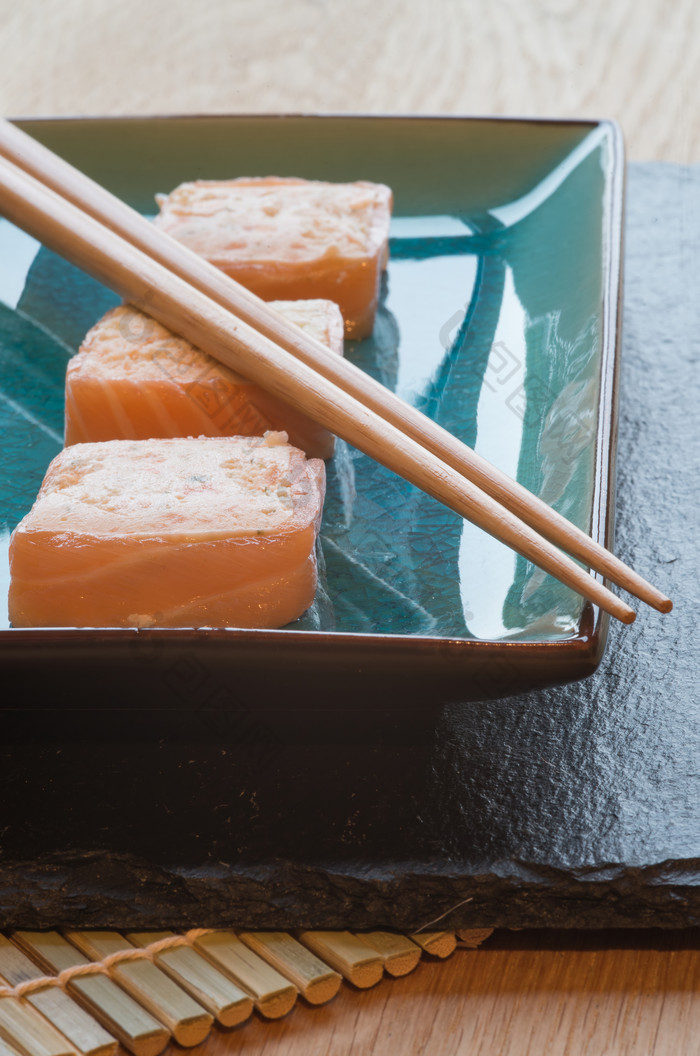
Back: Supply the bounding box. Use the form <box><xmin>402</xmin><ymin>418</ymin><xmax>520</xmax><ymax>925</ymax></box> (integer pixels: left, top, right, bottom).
<box><xmin>0</xmin><ymin>928</ymin><xmax>493</xmax><ymax>1054</ymax></box>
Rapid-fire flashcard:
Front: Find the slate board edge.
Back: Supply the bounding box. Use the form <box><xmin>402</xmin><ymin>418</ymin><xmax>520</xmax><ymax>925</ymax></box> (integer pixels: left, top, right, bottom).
<box><xmin>3</xmin><ymin>853</ymin><xmax>699</xmax><ymax>931</ymax></box>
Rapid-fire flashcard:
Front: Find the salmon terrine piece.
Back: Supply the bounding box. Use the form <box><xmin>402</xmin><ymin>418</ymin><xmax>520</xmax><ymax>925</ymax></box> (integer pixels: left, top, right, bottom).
<box><xmin>64</xmin><ymin>299</ymin><xmax>344</xmax><ymax>459</ymax></box>
<box><xmin>8</xmin><ymin>435</ymin><xmax>325</xmax><ymax>629</ymax></box>
<box><xmin>153</xmin><ymin>176</ymin><xmax>393</xmax><ymax>338</ymax></box>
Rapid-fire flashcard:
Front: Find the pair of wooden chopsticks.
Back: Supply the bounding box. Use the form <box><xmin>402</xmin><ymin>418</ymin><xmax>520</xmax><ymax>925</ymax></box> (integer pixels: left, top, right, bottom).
<box><xmin>0</xmin><ymin>118</ymin><xmax>672</xmax><ymax>624</ymax></box>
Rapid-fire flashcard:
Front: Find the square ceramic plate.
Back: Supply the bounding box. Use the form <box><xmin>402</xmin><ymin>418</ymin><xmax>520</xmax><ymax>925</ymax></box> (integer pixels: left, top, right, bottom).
<box><xmin>0</xmin><ymin>114</ymin><xmax>624</xmax><ymax>708</ymax></box>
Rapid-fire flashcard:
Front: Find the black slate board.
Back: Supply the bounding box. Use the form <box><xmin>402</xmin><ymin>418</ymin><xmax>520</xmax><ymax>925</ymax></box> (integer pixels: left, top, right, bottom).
<box><xmin>0</xmin><ymin>163</ymin><xmax>698</xmax><ymax>930</ymax></box>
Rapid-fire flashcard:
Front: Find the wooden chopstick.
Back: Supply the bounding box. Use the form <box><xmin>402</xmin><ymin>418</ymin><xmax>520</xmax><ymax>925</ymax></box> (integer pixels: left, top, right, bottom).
<box><xmin>0</xmin><ymin>124</ymin><xmax>669</xmax><ymax>622</ymax></box>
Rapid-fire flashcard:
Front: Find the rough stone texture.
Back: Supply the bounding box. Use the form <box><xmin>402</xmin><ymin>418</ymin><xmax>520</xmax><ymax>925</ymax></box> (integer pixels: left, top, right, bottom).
<box><xmin>1</xmin><ymin>163</ymin><xmax>698</xmax><ymax>930</ymax></box>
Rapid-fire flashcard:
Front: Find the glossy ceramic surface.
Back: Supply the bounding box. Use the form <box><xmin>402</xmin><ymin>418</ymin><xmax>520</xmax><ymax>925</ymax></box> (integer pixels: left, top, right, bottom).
<box><xmin>0</xmin><ymin>115</ymin><xmax>624</xmax><ymax>702</ymax></box>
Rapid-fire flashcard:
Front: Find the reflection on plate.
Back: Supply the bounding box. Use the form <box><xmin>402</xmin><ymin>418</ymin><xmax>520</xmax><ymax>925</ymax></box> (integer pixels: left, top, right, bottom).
<box><xmin>0</xmin><ymin>114</ymin><xmax>624</xmax><ymax>705</ymax></box>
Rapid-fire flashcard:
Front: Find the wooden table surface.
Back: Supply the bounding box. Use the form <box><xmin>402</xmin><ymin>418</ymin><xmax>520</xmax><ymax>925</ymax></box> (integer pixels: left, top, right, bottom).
<box><xmin>2</xmin><ymin>0</ymin><xmax>699</xmax><ymax>163</ymax></box>
<box><xmin>1</xmin><ymin>1</ymin><xmax>698</xmax><ymax>1053</ymax></box>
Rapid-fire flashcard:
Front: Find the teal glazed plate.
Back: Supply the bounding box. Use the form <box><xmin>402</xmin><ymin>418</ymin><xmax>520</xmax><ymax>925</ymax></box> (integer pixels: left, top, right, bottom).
<box><xmin>0</xmin><ymin>114</ymin><xmax>624</xmax><ymax>707</ymax></box>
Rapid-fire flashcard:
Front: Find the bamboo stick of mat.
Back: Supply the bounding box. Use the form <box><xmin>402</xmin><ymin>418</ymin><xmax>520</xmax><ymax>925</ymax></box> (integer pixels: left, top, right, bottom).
<box><xmin>355</xmin><ymin>933</ymin><xmax>423</xmax><ymax>977</ymax></box>
<box><xmin>0</xmin><ymin>1035</ymin><xmax>22</xmax><ymax>1056</ymax></box>
<box><xmin>0</xmin><ymin>118</ymin><xmax>672</xmax><ymax>618</ymax></box>
<box><xmin>237</xmin><ymin>932</ymin><xmax>342</xmax><ymax>1005</ymax></box>
<box><xmin>62</xmin><ymin>933</ymin><xmax>211</xmax><ymax>1048</ymax></box>
<box><xmin>409</xmin><ymin>932</ymin><xmax>458</xmax><ymax>959</ymax></box>
<box><xmin>191</xmin><ymin>933</ymin><xmax>297</xmax><ymax>1020</ymax></box>
<box><xmin>0</xmin><ymin>995</ymin><xmax>77</xmax><ymax>1056</ymax></box>
<box><xmin>10</xmin><ymin>934</ymin><xmax>169</xmax><ymax>1056</ymax></box>
<box><xmin>125</xmin><ymin>933</ymin><xmax>253</xmax><ymax>1028</ymax></box>
<box><xmin>296</xmin><ymin>933</ymin><xmax>384</xmax><ymax>989</ymax></box>
<box><xmin>0</xmin><ymin>150</ymin><xmax>650</xmax><ymax>625</ymax></box>
<box><xmin>0</xmin><ymin>939</ymin><xmax>116</xmax><ymax>1056</ymax></box>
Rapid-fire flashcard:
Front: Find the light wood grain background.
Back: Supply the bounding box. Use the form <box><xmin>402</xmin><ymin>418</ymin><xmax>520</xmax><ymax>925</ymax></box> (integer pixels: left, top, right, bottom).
<box><xmin>1</xmin><ymin>1</ymin><xmax>699</xmax><ymax>1053</ymax></box>
<box><xmin>1</xmin><ymin>0</ymin><xmax>698</xmax><ymax>162</ymax></box>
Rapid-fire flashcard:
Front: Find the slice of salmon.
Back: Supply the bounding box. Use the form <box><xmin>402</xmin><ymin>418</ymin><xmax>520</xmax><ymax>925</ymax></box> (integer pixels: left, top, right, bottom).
<box><xmin>153</xmin><ymin>177</ymin><xmax>393</xmax><ymax>338</ymax></box>
<box><xmin>64</xmin><ymin>299</ymin><xmax>344</xmax><ymax>459</ymax></box>
<box><xmin>8</xmin><ymin>435</ymin><xmax>325</xmax><ymax>629</ymax></box>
